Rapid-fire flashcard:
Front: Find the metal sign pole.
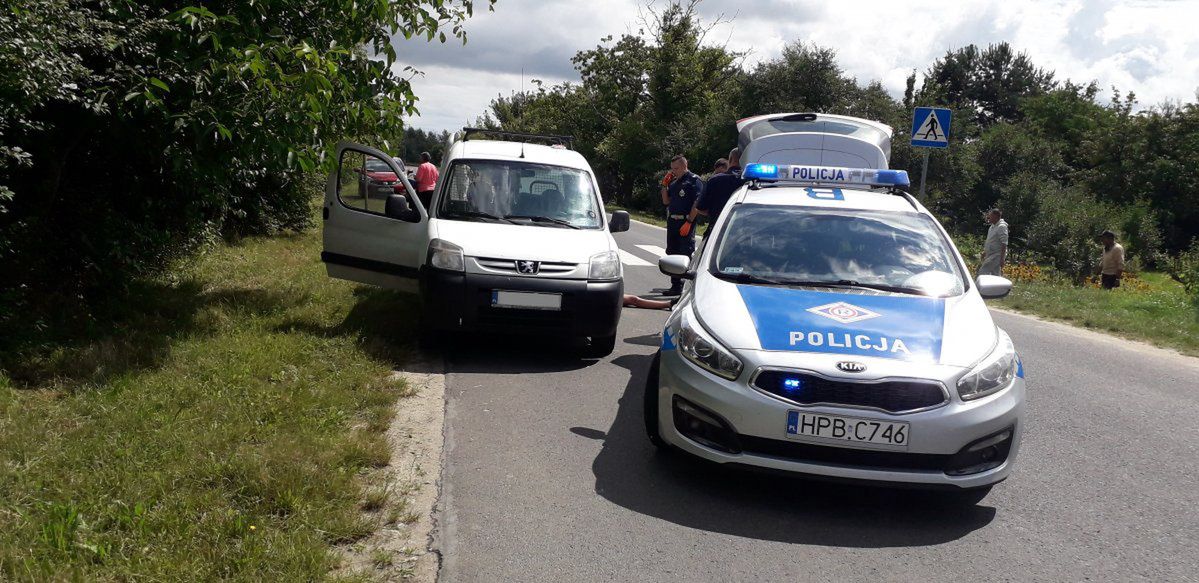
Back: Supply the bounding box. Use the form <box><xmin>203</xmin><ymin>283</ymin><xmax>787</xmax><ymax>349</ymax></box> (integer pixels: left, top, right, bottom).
<box><xmin>918</xmin><ymin>149</ymin><xmax>929</xmax><ymax>197</ymax></box>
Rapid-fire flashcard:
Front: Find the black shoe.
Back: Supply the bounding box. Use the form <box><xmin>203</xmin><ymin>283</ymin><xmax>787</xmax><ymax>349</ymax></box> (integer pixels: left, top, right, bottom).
<box><xmin>663</xmin><ymin>285</ymin><xmax>683</xmax><ymax>297</ymax></box>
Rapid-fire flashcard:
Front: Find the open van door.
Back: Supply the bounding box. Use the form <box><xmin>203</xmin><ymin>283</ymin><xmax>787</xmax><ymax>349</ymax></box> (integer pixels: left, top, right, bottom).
<box><xmin>322</xmin><ymin>142</ymin><xmax>429</xmax><ymax>293</ymax></box>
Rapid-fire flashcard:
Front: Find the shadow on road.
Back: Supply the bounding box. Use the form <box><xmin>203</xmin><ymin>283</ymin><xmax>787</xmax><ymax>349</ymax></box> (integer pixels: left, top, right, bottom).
<box><xmin>445</xmin><ymin>333</ymin><xmax>603</xmax><ymax>375</ymax></box>
<box><xmin>583</xmin><ymin>352</ymin><xmax>997</xmax><ymax>548</ymax></box>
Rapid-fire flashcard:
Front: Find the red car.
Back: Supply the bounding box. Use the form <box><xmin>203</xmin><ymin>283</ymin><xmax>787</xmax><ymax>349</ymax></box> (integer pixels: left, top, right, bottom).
<box><xmin>357</xmin><ymin>158</ymin><xmax>410</xmax><ymax>198</ymax></box>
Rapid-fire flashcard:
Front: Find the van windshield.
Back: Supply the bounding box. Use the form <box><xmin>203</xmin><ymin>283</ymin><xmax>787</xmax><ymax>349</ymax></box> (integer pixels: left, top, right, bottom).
<box><xmin>438</xmin><ymin>159</ymin><xmax>602</xmax><ymax>229</ymax></box>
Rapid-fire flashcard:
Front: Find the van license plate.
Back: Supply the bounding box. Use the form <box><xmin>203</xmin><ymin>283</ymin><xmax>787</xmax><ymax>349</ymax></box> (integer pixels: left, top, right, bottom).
<box><xmin>491</xmin><ymin>290</ymin><xmax>562</xmax><ymax>311</ymax></box>
<box><xmin>785</xmin><ymin>411</ymin><xmax>909</xmax><ymax>448</ymax></box>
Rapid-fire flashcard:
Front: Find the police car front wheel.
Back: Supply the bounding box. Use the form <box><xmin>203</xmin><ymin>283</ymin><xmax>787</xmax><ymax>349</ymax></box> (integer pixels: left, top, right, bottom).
<box><xmin>643</xmin><ymin>352</ymin><xmax>667</xmax><ymax>449</ymax></box>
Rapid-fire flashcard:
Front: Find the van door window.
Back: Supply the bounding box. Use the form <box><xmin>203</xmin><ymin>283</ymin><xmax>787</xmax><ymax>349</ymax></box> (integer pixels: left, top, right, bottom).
<box><xmin>337</xmin><ymin>151</ymin><xmax>408</xmax><ymax>215</ymax></box>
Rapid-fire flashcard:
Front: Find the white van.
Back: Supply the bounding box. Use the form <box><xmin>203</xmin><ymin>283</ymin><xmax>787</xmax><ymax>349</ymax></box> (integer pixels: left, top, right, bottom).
<box><xmin>322</xmin><ymin>129</ymin><xmax>631</xmax><ymax>356</ymax></box>
<box><xmin>737</xmin><ymin>112</ymin><xmax>893</xmax><ymax>169</ymax></box>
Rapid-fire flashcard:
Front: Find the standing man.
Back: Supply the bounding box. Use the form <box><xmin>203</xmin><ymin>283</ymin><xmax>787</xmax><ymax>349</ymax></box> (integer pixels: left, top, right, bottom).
<box><xmin>414</xmin><ymin>151</ymin><xmax>439</xmax><ymax>210</ymax></box>
<box><xmin>661</xmin><ymin>154</ymin><xmax>702</xmax><ymax>296</ymax></box>
<box><xmin>979</xmin><ymin>208</ymin><xmax>1009</xmax><ymax>276</ymax></box>
<box><xmin>689</xmin><ymin>147</ymin><xmax>744</xmax><ymax>236</ymax></box>
<box><xmin>1099</xmin><ymin>230</ymin><xmax>1125</xmax><ymax>289</ymax></box>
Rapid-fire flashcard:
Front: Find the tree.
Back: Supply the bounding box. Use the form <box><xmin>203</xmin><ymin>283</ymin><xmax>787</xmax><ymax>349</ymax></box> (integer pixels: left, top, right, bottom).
<box><xmin>0</xmin><ymin>0</ymin><xmax>490</xmax><ymax>326</ymax></box>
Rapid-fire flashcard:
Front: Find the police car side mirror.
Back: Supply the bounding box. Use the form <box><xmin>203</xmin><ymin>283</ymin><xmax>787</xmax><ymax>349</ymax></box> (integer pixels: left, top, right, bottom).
<box><xmin>609</xmin><ymin>211</ymin><xmax>630</xmax><ymax>233</ymax></box>
<box><xmin>659</xmin><ymin>255</ymin><xmax>691</xmax><ymax>278</ymax></box>
<box><xmin>976</xmin><ymin>275</ymin><xmax>1012</xmax><ymax>299</ymax></box>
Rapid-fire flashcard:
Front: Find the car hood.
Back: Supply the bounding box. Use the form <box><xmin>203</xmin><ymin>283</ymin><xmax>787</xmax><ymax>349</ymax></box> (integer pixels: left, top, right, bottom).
<box><xmin>367</xmin><ymin>171</ymin><xmax>398</xmax><ymax>181</ymax></box>
<box><xmin>693</xmin><ymin>276</ymin><xmax>997</xmax><ymax>369</ymax></box>
<box><xmin>432</xmin><ymin>219</ymin><xmax>613</xmax><ymax>262</ymax></box>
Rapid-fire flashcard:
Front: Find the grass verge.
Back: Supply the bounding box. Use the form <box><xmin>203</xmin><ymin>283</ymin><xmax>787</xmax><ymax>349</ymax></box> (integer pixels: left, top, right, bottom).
<box><xmin>996</xmin><ymin>271</ymin><xmax>1199</xmax><ymax>355</ymax></box>
<box><xmin>0</xmin><ymin>227</ymin><xmax>420</xmax><ymax>580</ymax></box>
<box><xmin>608</xmin><ymin>204</ymin><xmax>667</xmax><ymax>228</ymax></box>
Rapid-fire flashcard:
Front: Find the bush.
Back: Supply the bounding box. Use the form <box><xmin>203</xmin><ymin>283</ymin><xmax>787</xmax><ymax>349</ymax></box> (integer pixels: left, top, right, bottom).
<box><xmin>0</xmin><ymin>0</ymin><xmax>484</xmax><ymax>330</ymax></box>
<box><xmin>1023</xmin><ymin>185</ymin><xmax>1122</xmax><ymax>283</ymax></box>
<box><xmin>1167</xmin><ymin>239</ymin><xmax>1199</xmax><ymax>302</ymax></box>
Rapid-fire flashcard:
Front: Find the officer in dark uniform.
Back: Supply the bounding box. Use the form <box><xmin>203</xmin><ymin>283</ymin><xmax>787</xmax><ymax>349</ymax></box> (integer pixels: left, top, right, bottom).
<box><xmin>661</xmin><ymin>154</ymin><xmax>702</xmax><ymax>296</ymax></box>
<box><xmin>689</xmin><ymin>146</ymin><xmax>744</xmax><ymax>237</ymax></box>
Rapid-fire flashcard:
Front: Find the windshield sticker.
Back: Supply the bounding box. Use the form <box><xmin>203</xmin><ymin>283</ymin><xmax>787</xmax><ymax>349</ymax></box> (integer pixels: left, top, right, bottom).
<box><xmin>737</xmin><ymin>286</ymin><xmax>945</xmax><ymax>362</ymax></box>
<box><xmin>721</xmin><ymin>266</ymin><xmax>744</xmax><ymax>274</ymax></box>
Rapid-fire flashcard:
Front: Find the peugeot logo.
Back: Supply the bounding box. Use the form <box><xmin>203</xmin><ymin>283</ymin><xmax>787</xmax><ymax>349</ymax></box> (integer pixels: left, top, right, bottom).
<box><xmin>836</xmin><ymin>361</ymin><xmax>867</xmax><ymax>373</ymax></box>
<box><xmin>516</xmin><ymin>260</ymin><xmax>540</xmax><ymax>275</ymax></box>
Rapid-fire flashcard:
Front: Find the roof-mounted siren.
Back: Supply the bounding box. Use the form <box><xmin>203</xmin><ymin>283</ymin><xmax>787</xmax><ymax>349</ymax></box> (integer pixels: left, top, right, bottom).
<box><xmin>743</xmin><ymin>163</ymin><xmax>910</xmax><ymax>190</ymax></box>
<box><xmin>736</xmin><ymin>113</ymin><xmax>893</xmax><ymax>170</ymax></box>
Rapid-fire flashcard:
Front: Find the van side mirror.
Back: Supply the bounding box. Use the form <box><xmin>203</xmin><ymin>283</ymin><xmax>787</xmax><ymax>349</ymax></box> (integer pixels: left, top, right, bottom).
<box><xmin>659</xmin><ymin>255</ymin><xmax>691</xmax><ymax>278</ymax></box>
<box><xmin>609</xmin><ymin>211</ymin><xmax>630</xmax><ymax>233</ymax></box>
<box><xmin>385</xmin><ymin>194</ymin><xmax>421</xmax><ymax>223</ymax></box>
<box><xmin>976</xmin><ymin>275</ymin><xmax>1012</xmax><ymax>299</ymax></box>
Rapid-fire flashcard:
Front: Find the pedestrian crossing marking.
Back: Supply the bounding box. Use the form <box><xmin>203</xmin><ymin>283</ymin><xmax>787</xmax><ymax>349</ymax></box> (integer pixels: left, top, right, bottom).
<box><xmin>636</xmin><ymin>244</ymin><xmax>668</xmax><ymax>258</ymax></box>
<box><xmin>618</xmin><ymin>249</ymin><xmax>652</xmax><ymax>266</ymax></box>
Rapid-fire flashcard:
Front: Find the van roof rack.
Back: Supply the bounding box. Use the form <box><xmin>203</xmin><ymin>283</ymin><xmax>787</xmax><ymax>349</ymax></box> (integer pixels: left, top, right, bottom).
<box><xmin>461</xmin><ymin>127</ymin><xmax>574</xmax><ymax>149</ymax></box>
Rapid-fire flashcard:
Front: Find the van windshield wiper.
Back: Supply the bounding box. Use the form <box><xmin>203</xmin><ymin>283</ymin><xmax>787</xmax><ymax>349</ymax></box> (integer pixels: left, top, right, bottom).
<box><xmin>503</xmin><ymin>214</ymin><xmax>581</xmax><ymax>229</ymax></box>
<box><xmin>448</xmin><ymin>210</ymin><xmax>516</xmax><ymax>224</ymax></box>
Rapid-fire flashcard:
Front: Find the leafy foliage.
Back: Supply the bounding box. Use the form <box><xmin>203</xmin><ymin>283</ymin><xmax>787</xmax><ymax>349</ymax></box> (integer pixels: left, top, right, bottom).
<box><xmin>0</xmin><ymin>0</ymin><xmax>489</xmax><ymax>329</ymax></box>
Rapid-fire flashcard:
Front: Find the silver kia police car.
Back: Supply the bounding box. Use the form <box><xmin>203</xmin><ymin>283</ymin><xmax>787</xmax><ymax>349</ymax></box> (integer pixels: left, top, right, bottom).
<box><xmin>645</xmin><ymin>163</ymin><xmax>1025</xmax><ymax>503</ymax></box>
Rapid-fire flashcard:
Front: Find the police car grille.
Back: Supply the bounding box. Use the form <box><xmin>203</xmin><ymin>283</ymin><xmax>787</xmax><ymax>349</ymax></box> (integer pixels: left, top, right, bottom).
<box><xmin>737</xmin><ymin>435</ymin><xmax>950</xmax><ymax>472</ymax></box>
<box><xmin>751</xmin><ymin>370</ymin><xmax>947</xmax><ymax>413</ymax></box>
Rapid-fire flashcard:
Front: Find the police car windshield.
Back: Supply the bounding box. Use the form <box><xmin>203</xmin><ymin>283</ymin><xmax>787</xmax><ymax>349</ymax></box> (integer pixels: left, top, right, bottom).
<box><xmin>712</xmin><ymin>205</ymin><xmax>965</xmax><ymax>297</ymax></box>
<box><xmin>438</xmin><ymin>159</ymin><xmax>602</xmax><ymax>229</ymax></box>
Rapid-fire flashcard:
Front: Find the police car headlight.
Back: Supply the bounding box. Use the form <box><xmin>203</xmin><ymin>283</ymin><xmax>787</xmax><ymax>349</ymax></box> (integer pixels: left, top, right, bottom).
<box><xmin>429</xmin><ymin>238</ymin><xmax>464</xmax><ymax>272</ymax></box>
<box><xmin>677</xmin><ymin>309</ymin><xmax>742</xmax><ymax>381</ymax></box>
<box><xmin>588</xmin><ymin>250</ymin><xmax>621</xmax><ymax>280</ymax></box>
<box><xmin>957</xmin><ymin>331</ymin><xmax>1017</xmax><ymax>401</ymax></box>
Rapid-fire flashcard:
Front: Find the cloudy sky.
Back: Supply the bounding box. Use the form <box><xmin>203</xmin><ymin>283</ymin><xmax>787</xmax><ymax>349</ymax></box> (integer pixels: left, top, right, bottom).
<box><xmin>392</xmin><ymin>0</ymin><xmax>1199</xmax><ymax>132</ymax></box>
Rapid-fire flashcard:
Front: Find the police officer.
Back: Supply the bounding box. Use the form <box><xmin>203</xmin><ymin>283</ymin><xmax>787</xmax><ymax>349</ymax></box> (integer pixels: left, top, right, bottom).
<box><xmin>661</xmin><ymin>154</ymin><xmax>701</xmax><ymax>296</ymax></box>
<box><xmin>688</xmin><ymin>147</ymin><xmax>744</xmax><ymax>237</ymax></box>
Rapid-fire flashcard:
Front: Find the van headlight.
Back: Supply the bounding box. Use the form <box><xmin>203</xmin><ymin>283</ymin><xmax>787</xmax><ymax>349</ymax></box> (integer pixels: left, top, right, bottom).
<box><xmin>429</xmin><ymin>238</ymin><xmax>464</xmax><ymax>272</ymax></box>
<box><xmin>588</xmin><ymin>250</ymin><xmax>621</xmax><ymax>280</ymax></box>
<box><xmin>957</xmin><ymin>331</ymin><xmax>1017</xmax><ymax>401</ymax></box>
<box><xmin>675</xmin><ymin>309</ymin><xmax>742</xmax><ymax>380</ymax></box>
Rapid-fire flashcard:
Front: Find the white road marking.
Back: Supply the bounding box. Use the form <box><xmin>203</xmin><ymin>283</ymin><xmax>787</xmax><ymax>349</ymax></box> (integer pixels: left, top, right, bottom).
<box><xmin>635</xmin><ymin>244</ymin><xmax>668</xmax><ymax>258</ymax></box>
<box><xmin>618</xmin><ymin>249</ymin><xmax>652</xmax><ymax>267</ymax></box>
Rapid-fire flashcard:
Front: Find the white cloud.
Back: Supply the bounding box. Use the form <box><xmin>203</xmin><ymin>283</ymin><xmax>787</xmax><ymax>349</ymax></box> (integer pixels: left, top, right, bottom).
<box><xmin>396</xmin><ymin>0</ymin><xmax>1199</xmax><ymax>132</ymax></box>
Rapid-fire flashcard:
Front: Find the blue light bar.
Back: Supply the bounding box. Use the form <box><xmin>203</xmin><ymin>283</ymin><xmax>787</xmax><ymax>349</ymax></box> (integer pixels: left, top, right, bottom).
<box><xmin>743</xmin><ymin>163</ymin><xmax>910</xmax><ymax>189</ymax></box>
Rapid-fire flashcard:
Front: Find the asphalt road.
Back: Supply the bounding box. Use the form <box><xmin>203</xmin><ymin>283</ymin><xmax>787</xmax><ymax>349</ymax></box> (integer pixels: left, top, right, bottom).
<box><xmin>436</xmin><ymin>219</ymin><xmax>1199</xmax><ymax>582</ymax></box>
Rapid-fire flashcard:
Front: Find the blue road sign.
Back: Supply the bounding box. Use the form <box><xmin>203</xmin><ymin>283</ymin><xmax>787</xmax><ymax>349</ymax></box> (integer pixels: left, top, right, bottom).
<box><xmin>911</xmin><ymin>107</ymin><xmax>951</xmax><ymax>148</ymax></box>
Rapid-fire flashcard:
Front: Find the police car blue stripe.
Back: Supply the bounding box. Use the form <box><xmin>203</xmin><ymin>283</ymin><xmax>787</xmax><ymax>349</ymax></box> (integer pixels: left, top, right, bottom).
<box><xmin>661</xmin><ymin>326</ymin><xmax>676</xmax><ymax>351</ymax></box>
<box><xmin>1017</xmin><ymin>357</ymin><xmax>1024</xmax><ymax>378</ymax></box>
<box><xmin>736</xmin><ymin>286</ymin><xmax>946</xmax><ymax>362</ymax></box>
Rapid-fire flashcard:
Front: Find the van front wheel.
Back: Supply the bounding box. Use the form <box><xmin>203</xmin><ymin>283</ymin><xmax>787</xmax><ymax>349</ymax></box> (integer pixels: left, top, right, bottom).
<box><xmin>582</xmin><ymin>334</ymin><xmax>616</xmax><ymax>358</ymax></box>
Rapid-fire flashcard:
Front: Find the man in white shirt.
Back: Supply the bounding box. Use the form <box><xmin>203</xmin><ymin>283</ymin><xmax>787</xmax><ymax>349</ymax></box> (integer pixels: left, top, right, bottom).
<box><xmin>1099</xmin><ymin>230</ymin><xmax>1125</xmax><ymax>289</ymax></box>
<box><xmin>980</xmin><ymin>209</ymin><xmax>1009</xmax><ymax>276</ymax></box>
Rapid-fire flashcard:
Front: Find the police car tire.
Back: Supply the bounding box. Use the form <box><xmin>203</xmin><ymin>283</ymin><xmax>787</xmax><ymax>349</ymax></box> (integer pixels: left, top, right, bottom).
<box><xmin>947</xmin><ymin>485</ymin><xmax>993</xmax><ymax>506</ymax></box>
<box><xmin>643</xmin><ymin>352</ymin><xmax>667</xmax><ymax>449</ymax></box>
<box><xmin>583</xmin><ymin>334</ymin><xmax>616</xmax><ymax>358</ymax></box>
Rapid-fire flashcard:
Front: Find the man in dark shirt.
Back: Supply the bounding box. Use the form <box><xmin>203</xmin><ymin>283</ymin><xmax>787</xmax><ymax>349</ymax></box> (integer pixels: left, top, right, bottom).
<box><xmin>661</xmin><ymin>154</ymin><xmax>702</xmax><ymax>296</ymax></box>
<box><xmin>689</xmin><ymin>147</ymin><xmax>744</xmax><ymax>236</ymax></box>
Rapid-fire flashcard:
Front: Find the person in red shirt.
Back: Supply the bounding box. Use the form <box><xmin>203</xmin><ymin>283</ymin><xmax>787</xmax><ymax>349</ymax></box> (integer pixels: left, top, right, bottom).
<box><xmin>414</xmin><ymin>152</ymin><xmax>439</xmax><ymax>210</ymax></box>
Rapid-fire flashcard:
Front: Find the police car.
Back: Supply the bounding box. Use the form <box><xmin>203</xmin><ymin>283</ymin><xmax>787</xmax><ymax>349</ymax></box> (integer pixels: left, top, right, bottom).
<box><xmin>645</xmin><ymin>163</ymin><xmax>1025</xmax><ymax>503</ymax></box>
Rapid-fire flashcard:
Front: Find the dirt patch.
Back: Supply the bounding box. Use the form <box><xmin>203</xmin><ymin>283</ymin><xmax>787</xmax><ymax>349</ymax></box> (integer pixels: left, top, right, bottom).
<box><xmin>335</xmin><ymin>358</ymin><xmax>447</xmax><ymax>581</ymax></box>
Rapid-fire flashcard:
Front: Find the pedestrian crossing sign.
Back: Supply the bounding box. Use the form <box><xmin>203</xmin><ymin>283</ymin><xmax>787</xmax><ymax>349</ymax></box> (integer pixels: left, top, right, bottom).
<box><xmin>911</xmin><ymin>107</ymin><xmax>951</xmax><ymax>148</ymax></box>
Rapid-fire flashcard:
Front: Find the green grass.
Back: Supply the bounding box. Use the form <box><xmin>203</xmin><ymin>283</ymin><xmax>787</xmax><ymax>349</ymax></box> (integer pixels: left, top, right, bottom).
<box><xmin>996</xmin><ymin>272</ymin><xmax>1199</xmax><ymax>355</ymax></box>
<box><xmin>0</xmin><ymin>227</ymin><xmax>421</xmax><ymax>580</ymax></box>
